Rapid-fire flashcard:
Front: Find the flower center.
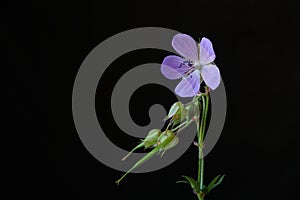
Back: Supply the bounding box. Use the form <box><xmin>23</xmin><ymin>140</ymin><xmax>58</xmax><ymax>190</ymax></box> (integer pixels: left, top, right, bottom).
<box><xmin>193</xmin><ymin>61</ymin><xmax>202</xmax><ymax>70</ymax></box>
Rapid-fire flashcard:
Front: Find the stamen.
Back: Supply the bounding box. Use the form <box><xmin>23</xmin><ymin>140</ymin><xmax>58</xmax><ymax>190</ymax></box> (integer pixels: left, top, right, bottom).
<box><xmin>180</xmin><ymin>60</ymin><xmax>193</xmax><ymax>68</ymax></box>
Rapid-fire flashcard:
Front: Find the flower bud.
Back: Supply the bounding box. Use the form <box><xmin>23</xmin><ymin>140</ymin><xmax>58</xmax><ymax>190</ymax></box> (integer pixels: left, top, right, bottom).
<box><xmin>167</xmin><ymin>102</ymin><xmax>181</xmax><ymax>118</ymax></box>
<box><xmin>158</xmin><ymin>130</ymin><xmax>179</xmax><ymax>151</ymax></box>
<box><xmin>165</xmin><ymin>137</ymin><xmax>179</xmax><ymax>151</ymax></box>
<box><xmin>143</xmin><ymin>129</ymin><xmax>161</xmax><ymax>148</ymax></box>
<box><xmin>166</xmin><ymin>102</ymin><xmax>187</xmax><ymax>125</ymax></box>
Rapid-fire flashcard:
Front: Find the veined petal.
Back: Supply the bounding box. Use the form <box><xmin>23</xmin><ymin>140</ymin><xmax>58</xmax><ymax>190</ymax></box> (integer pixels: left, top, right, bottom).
<box><xmin>172</xmin><ymin>34</ymin><xmax>199</xmax><ymax>62</ymax></box>
<box><xmin>175</xmin><ymin>70</ymin><xmax>201</xmax><ymax>97</ymax></box>
<box><xmin>161</xmin><ymin>55</ymin><xmax>192</xmax><ymax>79</ymax></box>
<box><xmin>201</xmin><ymin>64</ymin><xmax>220</xmax><ymax>90</ymax></box>
<box><xmin>199</xmin><ymin>37</ymin><xmax>216</xmax><ymax>65</ymax></box>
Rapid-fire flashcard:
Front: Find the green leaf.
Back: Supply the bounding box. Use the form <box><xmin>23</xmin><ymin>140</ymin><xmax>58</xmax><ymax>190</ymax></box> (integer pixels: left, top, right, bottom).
<box><xmin>176</xmin><ymin>180</ymin><xmax>189</xmax><ymax>184</ymax></box>
<box><xmin>202</xmin><ymin>174</ymin><xmax>225</xmax><ymax>194</ymax></box>
<box><xmin>181</xmin><ymin>176</ymin><xmax>200</xmax><ymax>194</ymax></box>
<box><xmin>200</xmin><ymin>185</ymin><xmax>208</xmax><ymax>194</ymax></box>
<box><xmin>210</xmin><ymin>174</ymin><xmax>225</xmax><ymax>191</ymax></box>
<box><xmin>207</xmin><ymin>175</ymin><xmax>220</xmax><ymax>191</ymax></box>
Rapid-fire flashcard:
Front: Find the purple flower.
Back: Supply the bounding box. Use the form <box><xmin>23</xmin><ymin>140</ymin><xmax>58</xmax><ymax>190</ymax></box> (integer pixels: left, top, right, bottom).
<box><xmin>161</xmin><ymin>34</ymin><xmax>221</xmax><ymax>97</ymax></box>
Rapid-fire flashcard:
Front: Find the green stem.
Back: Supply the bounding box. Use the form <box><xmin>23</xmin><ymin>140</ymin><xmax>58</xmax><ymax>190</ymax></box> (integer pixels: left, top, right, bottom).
<box><xmin>171</xmin><ymin>120</ymin><xmax>188</xmax><ymax>132</ymax></box>
<box><xmin>197</xmin><ymin>96</ymin><xmax>205</xmax><ymax>189</ymax></box>
<box><xmin>170</xmin><ymin>120</ymin><xmax>193</xmax><ymax>134</ymax></box>
<box><xmin>197</xmin><ymin>91</ymin><xmax>210</xmax><ymax>200</ymax></box>
<box><xmin>202</xmin><ymin>93</ymin><xmax>210</xmax><ymax>142</ymax></box>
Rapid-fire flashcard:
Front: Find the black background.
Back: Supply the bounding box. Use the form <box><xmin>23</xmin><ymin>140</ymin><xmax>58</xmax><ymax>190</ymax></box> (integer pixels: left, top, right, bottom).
<box><xmin>9</xmin><ymin>0</ymin><xmax>299</xmax><ymax>199</ymax></box>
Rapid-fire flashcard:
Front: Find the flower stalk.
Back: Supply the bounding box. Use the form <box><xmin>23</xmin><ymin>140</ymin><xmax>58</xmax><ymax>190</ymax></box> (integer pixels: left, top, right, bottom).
<box><xmin>116</xmin><ymin>33</ymin><xmax>225</xmax><ymax>200</ymax></box>
<box><xmin>197</xmin><ymin>88</ymin><xmax>209</xmax><ymax>200</ymax></box>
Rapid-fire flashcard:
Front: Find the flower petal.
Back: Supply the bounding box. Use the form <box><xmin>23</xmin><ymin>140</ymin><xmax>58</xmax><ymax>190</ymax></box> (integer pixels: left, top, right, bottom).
<box><xmin>201</xmin><ymin>64</ymin><xmax>220</xmax><ymax>90</ymax></box>
<box><xmin>161</xmin><ymin>55</ymin><xmax>192</xmax><ymax>79</ymax></box>
<box><xmin>172</xmin><ymin>34</ymin><xmax>199</xmax><ymax>62</ymax></box>
<box><xmin>199</xmin><ymin>37</ymin><xmax>216</xmax><ymax>65</ymax></box>
<box><xmin>175</xmin><ymin>70</ymin><xmax>200</xmax><ymax>97</ymax></box>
